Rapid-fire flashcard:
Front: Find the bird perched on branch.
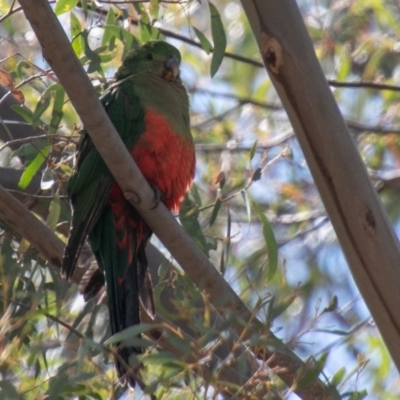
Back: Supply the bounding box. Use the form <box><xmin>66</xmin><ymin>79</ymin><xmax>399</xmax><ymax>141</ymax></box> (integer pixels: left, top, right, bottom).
<box><xmin>62</xmin><ymin>41</ymin><xmax>195</xmax><ymax>386</ymax></box>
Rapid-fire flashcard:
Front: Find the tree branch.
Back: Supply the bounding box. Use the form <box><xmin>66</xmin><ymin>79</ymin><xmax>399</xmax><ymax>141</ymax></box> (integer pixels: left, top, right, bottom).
<box><xmin>240</xmin><ymin>0</ymin><xmax>400</xmax><ymax>377</ymax></box>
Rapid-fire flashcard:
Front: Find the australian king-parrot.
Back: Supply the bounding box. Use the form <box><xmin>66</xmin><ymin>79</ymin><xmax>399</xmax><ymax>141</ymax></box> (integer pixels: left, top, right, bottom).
<box><xmin>62</xmin><ymin>41</ymin><xmax>195</xmax><ymax>386</ymax></box>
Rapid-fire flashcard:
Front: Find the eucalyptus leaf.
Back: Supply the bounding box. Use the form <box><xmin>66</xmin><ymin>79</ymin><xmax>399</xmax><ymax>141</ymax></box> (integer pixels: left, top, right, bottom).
<box><xmin>209</xmin><ymin>2</ymin><xmax>227</xmax><ymax>77</ymax></box>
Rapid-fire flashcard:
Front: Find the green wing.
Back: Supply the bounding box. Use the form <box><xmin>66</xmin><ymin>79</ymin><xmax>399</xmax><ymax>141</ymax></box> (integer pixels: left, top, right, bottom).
<box><xmin>62</xmin><ymin>79</ymin><xmax>145</xmax><ymax>279</ymax></box>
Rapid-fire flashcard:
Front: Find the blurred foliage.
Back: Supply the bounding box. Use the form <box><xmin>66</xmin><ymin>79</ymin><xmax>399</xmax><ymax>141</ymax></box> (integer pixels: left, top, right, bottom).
<box><xmin>1</xmin><ymin>0</ymin><xmax>400</xmax><ymax>399</ymax></box>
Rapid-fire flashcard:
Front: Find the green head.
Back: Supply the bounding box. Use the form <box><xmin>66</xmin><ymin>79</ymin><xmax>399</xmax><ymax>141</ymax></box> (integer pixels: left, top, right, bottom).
<box><xmin>115</xmin><ymin>41</ymin><xmax>182</xmax><ymax>82</ymax></box>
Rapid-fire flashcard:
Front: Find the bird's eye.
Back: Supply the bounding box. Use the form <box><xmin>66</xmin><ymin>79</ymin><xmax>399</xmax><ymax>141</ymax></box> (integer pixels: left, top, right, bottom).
<box><xmin>146</xmin><ymin>53</ymin><xmax>153</xmax><ymax>60</ymax></box>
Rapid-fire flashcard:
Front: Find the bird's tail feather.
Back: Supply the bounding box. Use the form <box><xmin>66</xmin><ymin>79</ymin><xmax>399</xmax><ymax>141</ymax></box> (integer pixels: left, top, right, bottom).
<box><xmin>90</xmin><ymin>204</ymin><xmax>153</xmax><ymax>387</ymax></box>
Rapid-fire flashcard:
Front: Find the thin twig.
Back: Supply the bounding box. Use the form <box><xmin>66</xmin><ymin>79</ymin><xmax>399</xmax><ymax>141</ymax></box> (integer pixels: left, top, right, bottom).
<box><xmin>6</xmin><ymin>189</ymin><xmax>68</xmax><ymax>200</ymax></box>
<box><xmin>0</xmin><ymin>0</ymin><xmax>17</xmax><ymax>23</ymax></box>
<box><xmin>0</xmin><ymin>69</ymin><xmax>57</xmax><ymax>108</ymax></box>
<box><xmin>328</xmin><ymin>79</ymin><xmax>400</xmax><ymax>92</ymax></box>
<box><xmin>0</xmin><ymin>133</ymin><xmax>77</xmax><ymax>153</ymax></box>
<box><xmin>198</xmin><ymin>147</ymin><xmax>288</xmax><ymax>213</ymax></box>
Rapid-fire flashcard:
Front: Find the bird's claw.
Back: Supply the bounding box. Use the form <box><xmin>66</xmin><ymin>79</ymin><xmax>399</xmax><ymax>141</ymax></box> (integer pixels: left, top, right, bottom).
<box><xmin>150</xmin><ymin>185</ymin><xmax>162</xmax><ymax>210</ymax></box>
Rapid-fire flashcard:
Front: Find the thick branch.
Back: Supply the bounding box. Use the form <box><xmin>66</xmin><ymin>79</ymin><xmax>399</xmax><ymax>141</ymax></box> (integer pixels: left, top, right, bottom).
<box><xmin>0</xmin><ymin>183</ymin><xmax>64</xmax><ymax>267</ymax></box>
<box><xmin>240</xmin><ymin>0</ymin><xmax>400</xmax><ymax>375</ymax></box>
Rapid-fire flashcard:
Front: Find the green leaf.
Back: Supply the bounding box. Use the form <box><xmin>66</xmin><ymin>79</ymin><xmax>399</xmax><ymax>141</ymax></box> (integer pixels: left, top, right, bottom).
<box><xmin>193</xmin><ymin>26</ymin><xmax>212</xmax><ymax>54</ymax></box>
<box><xmin>135</xmin><ymin>4</ymin><xmax>159</xmax><ymax>42</ymax></box>
<box><xmin>70</xmin><ymin>11</ymin><xmax>84</xmax><ymax>56</ymax></box>
<box><xmin>254</xmin><ymin>202</ymin><xmax>278</xmax><ymax>282</ymax></box>
<box><xmin>16</xmin><ymin>61</ymin><xmax>31</xmax><ymax>79</ymax></box>
<box><xmin>209</xmin><ymin>198</ymin><xmax>221</xmax><ymax>227</ymax></box>
<box><xmin>54</xmin><ymin>0</ymin><xmax>78</xmax><ymax>16</ymax></box>
<box><xmin>158</xmin><ymin>259</ymin><xmax>171</xmax><ymax>280</ymax></box>
<box><xmin>144</xmin><ymin>351</ymin><xmax>183</xmax><ymax>366</ymax></box>
<box><xmin>80</xmin><ymin>0</ymin><xmax>88</xmax><ymax>17</ymax></box>
<box><xmin>100</xmin><ymin>25</ymin><xmax>139</xmax><ymax>59</ymax></box>
<box><xmin>81</xmin><ymin>30</ymin><xmax>102</xmax><ymax>74</ymax></box>
<box><xmin>241</xmin><ymin>190</ymin><xmax>252</xmax><ymax>225</ymax></box>
<box><xmin>102</xmin><ymin>7</ymin><xmax>117</xmax><ymax>50</ymax></box>
<box><xmin>331</xmin><ymin>367</ymin><xmax>346</xmax><ymax>386</ymax></box>
<box><xmin>249</xmin><ymin>139</ymin><xmax>258</xmax><ymax>161</ymax></box>
<box><xmin>10</xmin><ymin>104</ymin><xmax>33</xmax><ymax>124</ymax></box>
<box><xmin>10</xmin><ymin>142</ymin><xmax>44</xmax><ymax>161</ymax></box>
<box><xmin>46</xmin><ymin>191</ymin><xmax>60</xmax><ymax>230</ymax></box>
<box><xmin>18</xmin><ymin>145</ymin><xmax>51</xmax><ymax>190</ymax></box>
<box><xmin>190</xmin><ymin>183</ymin><xmax>202</xmax><ymax>206</ymax></box>
<box><xmin>322</xmin><ymin>295</ymin><xmax>338</xmax><ymax>313</ymax></box>
<box><xmin>149</xmin><ymin>0</ymin><xmax>160</xmax><ymax>21</ymax></box>
<box><xmin>48</xmin><ymin>369</ymin><xmax>69</xmax><ymax>398</ymax></box>
<box><xmin>348</xmin><ymin>390</ymin><xmax>368</xmax><ymax>400</ymax></box>
<box><xmin>297</xmin><ymin>353</ymin><xmax>328</xmax><ymax>389</ymax></box>
<box><xmin>32</xmin><ymin>83</ymin><xmax>64</xmax><ymax>129</ymax></box>
<box><xmin>48</xmin><ymin>85</ymin><xmax>65</xmax><ymax>134</ymax></box>
<box><xmin>251</xmin><ymin>167</ymin><xmax>262</xmax><ymax>182</ymax></box>
<box><xmin>179</xmin><ymin>194</ymin><xmax>210</xmax><ymax>254</ymax></box>
<box><xmin>163</xmin><ymin>329</ymin><xmax>193</xmax><ymax>355</ymax></box>
<box><xmin>209</xmin><ymin>2</ymin><xmax>226</xmax><ymax>77</ymax></box>
<box><xmin>221</xmin><ymin>208</ymin><xmax>231</xmax><ymax>275</ymax></box>
<box><xmin>153</xmin><ymin>281</ymin><xmax>178</xmax><ymax>321</ymax></box>
<box><xmin>268</xmin><ymin>295</ymin><xmax>296</xmax><ymax>321</ymax></box>
<box><xmin>0</xmin><ymin>380</ymin><xmax>21</xmax><ymax>400</ymax></box>
<box><xmin>104</xmin><ymin>324</ymin><xmax>154</xmax><ymax>345</ymax></box>
<box><xmin>32</xmin><ymin>95</ymin><xmax>51</xmax><ymax>124</ymax></box>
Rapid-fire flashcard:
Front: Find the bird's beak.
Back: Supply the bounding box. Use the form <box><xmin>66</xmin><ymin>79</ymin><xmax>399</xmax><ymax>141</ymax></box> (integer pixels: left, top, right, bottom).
<box><xmin>163</xmin><ymin>55</ymin><xmax>180</xmax><ymax>81</ymax></box>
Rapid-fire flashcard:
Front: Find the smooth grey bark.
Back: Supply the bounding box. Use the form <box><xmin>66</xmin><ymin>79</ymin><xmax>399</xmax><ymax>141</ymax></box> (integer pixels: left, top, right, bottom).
<box><xmin>240</xmin><ymin>0</ymin><xmax>400</xmax><ymax>374</ymax></box>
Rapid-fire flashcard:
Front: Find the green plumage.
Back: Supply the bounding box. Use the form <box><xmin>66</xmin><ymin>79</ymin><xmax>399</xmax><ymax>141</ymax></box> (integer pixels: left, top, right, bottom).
<box><xmin>62</xmin><ymin>41</ymin><xmax>195</xmax><ymax>387</ymax></box>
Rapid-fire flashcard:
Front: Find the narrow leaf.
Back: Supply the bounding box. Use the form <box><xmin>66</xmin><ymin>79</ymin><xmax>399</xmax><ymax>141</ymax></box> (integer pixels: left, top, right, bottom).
<box><xmin>241</xmin><ymin>190</ymin><xmax>252</xmax><ymax>225</ymax></box>
<box><xmin>18</xmin><ymin>145</ymin><xmax>51</xmax><ymax>190</ymax></box>
<box><xmin>322</xmin><ymin>295</ymin><xmax>338</xmax><ymax>313</ymax></box>
<box><xmin>269</xmin><ymin>295</ymin><xmax>296</xmax><ymax>320</ymax></box>
<box><xmin>331</xmin><ymin>367</ymin><xmax>346</xmax><ymax>386</ymax></box>
<box><xmin>348</xmin><ymin>390</ymin><xmax>368</xmax><ymax>400</ymax></box>
<box><xmin>153</xmin><ymin>281</ymin><xmax>178</xmax><ymax>321</ymax></box>
<box><xmin>10</xmin><ymin>105</ymin><xmax>33</xmax><ymax>124</ymax></box>
<box><xmin>101</xmin><ymin>7</ymin><xmax>117</xmax><ymax>50</ymax></box>
<box><xmin>16</xmin><ymin>61</ymin><xmax>31</xmax><ymax>79</ymax></box>
<box><xmin>252</xmin><ymin>167</ymin><xmax>262</xmax><ymax>182</ymax></box>
<box><xmin>297</xmin><ymin>353</ymin><xmax>328</xmax><ymax>389</ymax></box>
<box><xmin>190</xmin><ymin>182</ymin><xmax>202</xmax><ymax>206</ymax></box>
<box><xmin>249</xmin><ymin>139</ymin><xmax>258</xmax><ymax>161</ymax></box>
<box><xmin>81</xmin><ymin>30</ymin><xmax>102</xmax><ymax>74</ymax></box>
<box><xmin>32</xmin><ymin>95</ymin><xmax>51</xmax><ymax>124</ymax></box>
<box><xmin>48</xmin><ymin>85</ymin><xmax>65</xmax><ymax>134</ymax></box>
<box><xmin>209</xmin><ymin>2</ymin><xmax>227</xmax><ymax>77</ymax></box>
<box><xmin>193</xmin><ymin>26</ymin><xmax>212</xmax><ymax>54</ymax></box>
<box><xmin>149</xmin><ymin>0</ymin><xmax>160</xmax><ymax>21</ymax></box>
<box><xmin>209</xmin><ymin>198</ymin><xmax>221</xmax><ymax>227</ymax></box>
<box><xmin>46</xmin><ymin>191</ymin><xmax>60</xmax><ymax>231</ymax></box>
<box><xmin>254</xmin><ymin>202</ymin><xmax>278</xmax><ymax>281</ymax></box>
<box><xmin>226</xmin><ymin>207</ymin><xmax>231</xmax><ymax>258</ymax></box>
<box><xmin>70</xmin><ymin>11</ymin><xmax>84</xmax><ymax>56</ymax></box>
<box><xmin>180</xmin><ymin>194</ymin><xmax>210</xmax><ymax>254</ymax></box>
<box><xmin>105</xmin><ymin>324</ymin><xmax>154</xmax><ymax>345</ymax></box>
<box><xmin>54</xmin><ymin>0</ymin><xmax>78</xmax><ymax>16</ymax></box>
<box><xmin>219</xmin><ymin>244</ymin><xmax>225</xmax><ymax>274</ymax></box>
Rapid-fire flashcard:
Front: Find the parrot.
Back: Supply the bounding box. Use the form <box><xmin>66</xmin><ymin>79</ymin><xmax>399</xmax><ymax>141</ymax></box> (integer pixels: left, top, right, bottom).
<box><xmin>61</xmin><ymin>41</ymin><xmax>195</xmax><ymax>386</ymax></box>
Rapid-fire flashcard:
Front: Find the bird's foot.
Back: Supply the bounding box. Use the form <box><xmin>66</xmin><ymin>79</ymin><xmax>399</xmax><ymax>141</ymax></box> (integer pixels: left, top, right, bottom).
<box><xmin>150</xmin><ymin>185</ymin><xmax>162</xmax><ymax>210</ymax></box>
